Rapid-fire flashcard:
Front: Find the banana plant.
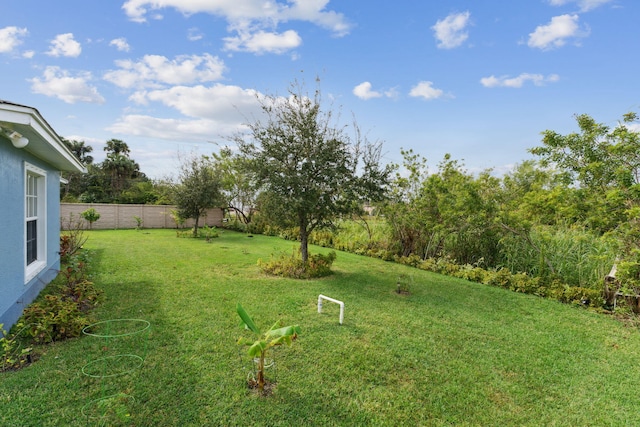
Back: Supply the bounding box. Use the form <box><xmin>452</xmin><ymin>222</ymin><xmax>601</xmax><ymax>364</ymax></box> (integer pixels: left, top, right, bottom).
<box><xmin>236</xmin><ymin>303</ymin><xmax>300</xmax><ymax>392</ymax></box>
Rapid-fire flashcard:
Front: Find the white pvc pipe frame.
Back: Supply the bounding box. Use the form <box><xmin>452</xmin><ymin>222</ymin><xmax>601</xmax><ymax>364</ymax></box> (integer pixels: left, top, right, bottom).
<box><xmin>317</xmin><ymin>294</ymin><xmax>344</xmax><ymax>325</ymax></box>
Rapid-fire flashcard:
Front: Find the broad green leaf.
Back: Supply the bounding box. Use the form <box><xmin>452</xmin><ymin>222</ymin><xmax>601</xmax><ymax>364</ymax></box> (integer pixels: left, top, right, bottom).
<box><xmin>247</xmin><ymin>340</ymin><xmax>267</xmax><ymax>357</ymax></box>
<box><xmin>236</xmin><ymin>303</ymin><xmax>260</xmax><ymax>334</ymax></box>
<box><xmin>266</xmin><ymin>325</ymin><xmax>300</xmax><ymax>340</ymax></box>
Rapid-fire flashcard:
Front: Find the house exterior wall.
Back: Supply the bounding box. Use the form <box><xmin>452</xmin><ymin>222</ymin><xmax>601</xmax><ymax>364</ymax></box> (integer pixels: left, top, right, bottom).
<box><xmin>0</xmin><ymin>144</ymin><xmax>61</xmax><ymax>330</ymax></box>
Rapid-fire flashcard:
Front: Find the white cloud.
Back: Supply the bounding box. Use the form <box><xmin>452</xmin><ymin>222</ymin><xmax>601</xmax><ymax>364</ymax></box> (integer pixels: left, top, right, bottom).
<box><xmin>108</xmin><ymin>93</ymin><xmax>258</xmax><ymax>142</ymax></box>
<box><xmin>121</xmin><ymin>0</ymin><xmax>350</xmax><ymax>55</ymax></box>
<box><xmin>432</xmin><ymin>11</ymin><xmax>471</xmax><ymax>49</ymax></box>
<box><xmin>109</xmin><ymin>37</ymin><xmax>131</xmax><ymax>52</ymax></box>
<box><xmin>223</xmin><ymin>29</ymin><xmax>302</xmax><ymax>54</ymax></box>
<box><xmin>104</xmin><ymin>53</ymin><xmax>226</xmax><ymax>89</ymax></box>
<box><xmin>409</xmin><ymin>81</ymin><xmax>445</xmax><ymax>100</ymax></box>
<box><xmin>107</xmin><ymin>83</ymin><xmax>277</xmax><ymax>149</ymax></box>
<box><xmin>122</xmin><ymin>0</ymin><xmax>350</xmax><ymax>34</ymax></box>
<box><xmin>353</xmin><ymin>82</ymin><xmax>382</xmax><ymax>100</ymax></box>
<box><xmin>129</xmin><ymin>83</ymin><xmax>262</xmax><ymax>120</ymax></box>
<box><xmin>528</xmin><ymin>14</ymin><xmax>589</xmax><ymax>50</ymax></box>
<box><xmin>30</xmin><ymin>66</ymin><xmax>105</xmax><ymax>104</ymax></box>
<box><xmin>280</xmin><ymin>0</ymin><xmax>351</xmax><ymax>36</ymax></box>
<box><xmin>188</xmin><ymin>27</ymin><xmax>204</xmax><ymax>41</ymax></box>
<box><xmin>626</xmin><ymin>123</ymin><xmax>640</xmax><ymax>133</ymax></box>
<box><xmin>480</xmin><ymin>73</ymin><xmax>560</xmax><ymax>88</ymax></box>
<box><xmin>353</xmin><ymin>82</ymin><xmax>398</xmax><ymax>100</ymax></box>
<box><xmin>46</xmin><ymin>33</ymin><xmax>82</xmax><ymax>57</ymax></box>
<box><xmin>107</xmin><ymin>115</ymin><xmax>229</xmax><ymax>140</ymax></box>
<box><xmin>0</xmin><ymin>26</ymin><xmax>28</xmax><ymax>54</ymax></box>
<box><xmin>383</xmin><ymin>87</ymin><xmax>399</xmax><ymax>99</ymax></box>
<box><xmin>548</xmin><ymin>0</ymin><xmax>613</xmax><ymax>12</ymax></box>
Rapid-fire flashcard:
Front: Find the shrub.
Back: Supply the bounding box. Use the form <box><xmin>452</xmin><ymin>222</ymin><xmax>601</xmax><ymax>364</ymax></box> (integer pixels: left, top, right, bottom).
<box><xmin>222</xmin><ymin>218</ymin><xmax>247</xmax><ymax>233</ymax></box>
<box><xmin>81</xmin><ymin>208</ymin><xmax>100</xmax><ymax>229</ymax></box>
<box><xmin>60</xmin><ymin>213</ymin><xmax>89</xmax><ymax>263</ymax></box>
<box><xmin>18</xmin><ymin>253</ymin><xmax>103</xmax><ymax>345</ymax></box>
<box><xmin>407</xmin><ymin>254</ymin><xmax>603</xmax><ymax>307</ymax></box>
<box><xmin>550</xmin><ymin>285</ymin><xmax>603</xmax><ymax>307</ymax></box>
<box><xmin>278</xmin><ymin>227</ymin><xmax>299</xmax><ymax>241</ymax></box>
<box><xmin>198</xmin><ymin>225</ymin><xmax>219</xmax><ymax>242</ymax></box>
<box><xmin>453</xmin><ymin>264</ymin><xmax>487</xmax><ymax>283</ymax></box>
<box><xmin>169</xmin><ymin>209</ymin><xmax>186</xmax><ymax>229</ymax></box>
<box><xmin>258</xmin><ymin>250</ymin><xmax>337</xmax><ymax>279</ymax></box>
<box><xmin>395</xmin><ymin>254</ymin><xmax>423</xmax><ymax>268</ymax></box>
<box><xmin>133</xmin><ymin>215</ymin><xmax>143</xmax><ymax>230</ymax></box>
<box><xmin>21</xmin><ymin>296</ymin><xmax>89</xmax><ymax>344</ymax></box>
<box><xmin>483</xmin><ymin>267</ymin><xmax>513</xmax><ymax>288</ymax></box>
<box><xmin>176</xmin><ymin>225</ymin><xmax>219</xmax><ymax>240</ymax></box>
<box><xmin>1</xmin><ymin>323</ymin><xmax>34</xmax><ymax>372</ymax></box>
<box><xmin>309</xmin><ymin>229</ymin><xmax>334</xmax><ymax>248</ymax></box>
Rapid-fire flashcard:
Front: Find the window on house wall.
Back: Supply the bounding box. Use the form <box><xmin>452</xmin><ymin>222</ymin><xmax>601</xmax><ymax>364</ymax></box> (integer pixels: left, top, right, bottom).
<box><xmin>25</xmin><ymin>163</ymin><xmax>46</xmax><ymax>282</ymax></box>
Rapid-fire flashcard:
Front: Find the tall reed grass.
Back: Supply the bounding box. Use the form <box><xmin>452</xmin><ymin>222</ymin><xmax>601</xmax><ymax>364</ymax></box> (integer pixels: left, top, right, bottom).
<box><xmin>498</xmin><ymin>225</ymin><xmax>617</xmax><ymax>288</ymax></box>
<box><xmin>312</xmin><ymin>218</ymin><xmax>617</xmax><ymax>291</ymax></box>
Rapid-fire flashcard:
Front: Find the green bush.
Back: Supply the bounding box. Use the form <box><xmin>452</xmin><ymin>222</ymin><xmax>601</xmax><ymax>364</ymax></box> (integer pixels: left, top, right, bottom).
<box><xmin>199</xmin><ymin>225</ymin><xmax>219</xmax><ymax>241</ymax></box>
<box><xmin>258</xmin><ymin>250</ymin><xmax>337</xmax><ymax>279</ymax></box>
<box><xmin>1</xmin><ymin>323</ymin><xmax>34</xmax><ymax>371</ymax></box>
<box><xmin>550</xmin><ymin>285</ymin><xmax>603</xmax><ymax>307</ymax></box>
<box><xmin>176</xmin><ymin>225</ymin><xmax>220</xmax><ymax>240</ymax></box>
<box><xmin>21</xmin><ymin>295</ymin><xmax>90</xmax><ymax>344</ymax></box>
<box><xmin>390</xmin><ymin>254</ymin><xmax>602</xmax><ymax>308</ymax></box>
<box><xmin>80</xmin><ymin>207</ymin><xmax>100</xmax><ymax>229</ymax></box>
<box><xmin>309</xmin><ymin>229</ymin><xmax>334</xmax><ymax>247</ymax></box>
<box><xmin>58</xmin><ymin>254</ymin><xmax>103</xmax><ymax>310</ymax></box>
<box><xmin>59</xmin><ymin>213</ymin><xmax>88</xmax><ymax>263</ymax></box>
<box><xmin>278</xmin><ymin>227</ymin><xmax>299</xmax><ymax>241</ymax></box>
<box><xmin>12</xmin><ymin>253</ymin><xmax>103</xmax><ymax>346</ymax></box>
<box><xmin>452</xmin><ymin>264</ymin><xmax>487</xmax><ymax>283</ymax></box>
<box><xmin>483</xmin><ymin>267</ymin><xmax>513</xmax><ymax>288</ymax></box>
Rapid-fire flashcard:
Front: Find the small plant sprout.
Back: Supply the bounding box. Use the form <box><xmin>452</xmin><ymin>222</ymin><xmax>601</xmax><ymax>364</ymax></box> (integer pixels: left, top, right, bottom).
<box><xmin>133</xmin><ymin>216</ymin><xmax>143</xmax><ymax>230</ymax></box>
<box><xmin>236</xmin><ymin>303</ymin><xmax>300</xmax><ymax>393</ymax></box>
<box><xmin>396</xmin><ymin>273</ymin><xmax>412</xmax><ymax>295</ymax></box>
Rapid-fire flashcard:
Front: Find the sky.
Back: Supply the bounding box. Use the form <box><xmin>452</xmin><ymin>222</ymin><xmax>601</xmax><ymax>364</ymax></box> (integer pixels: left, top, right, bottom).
<box><xmin>0</xmin><ymin>0</ymin><xmax>638</xmax><ymax>179</ymax></box>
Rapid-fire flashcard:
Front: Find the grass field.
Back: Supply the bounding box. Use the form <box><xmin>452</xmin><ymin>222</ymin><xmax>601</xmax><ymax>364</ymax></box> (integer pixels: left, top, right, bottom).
<box><xmin>2</xmin><ymin>229</ymin><xmax>640</xmax><ymax>426</ymax></box>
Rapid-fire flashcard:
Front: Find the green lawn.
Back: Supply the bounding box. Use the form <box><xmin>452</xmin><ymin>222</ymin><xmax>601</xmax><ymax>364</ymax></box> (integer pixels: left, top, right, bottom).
<box><xmin>2</xmin><ymin>229</ymin><xmax>640</xmax><ymax>426</ymax></box>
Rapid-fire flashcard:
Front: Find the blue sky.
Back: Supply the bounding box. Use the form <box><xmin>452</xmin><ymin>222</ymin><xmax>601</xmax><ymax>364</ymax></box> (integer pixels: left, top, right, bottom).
<box><xmin>0</xmin><ymin>0</ymin><xmax>638</xmax><ymax>179</ymax></box>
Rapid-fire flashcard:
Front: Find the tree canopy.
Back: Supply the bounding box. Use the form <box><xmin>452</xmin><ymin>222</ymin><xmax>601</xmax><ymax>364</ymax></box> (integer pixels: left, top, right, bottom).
<box><xmin>234</xmin><ymin>82</ymin><xmax>392</xmax><ymax>262</ymax></box>
<box><xmin>172</xmin><ymin>154</ymin><xmax>224</xmax><ymax>236</ymax></box>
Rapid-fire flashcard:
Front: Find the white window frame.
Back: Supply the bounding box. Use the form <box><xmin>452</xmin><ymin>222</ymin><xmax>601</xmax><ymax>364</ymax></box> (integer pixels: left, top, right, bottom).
<box><xmin>25</xmin><ymin>162</ymin><xmax>47</xmax><ymax>283</ymax></box>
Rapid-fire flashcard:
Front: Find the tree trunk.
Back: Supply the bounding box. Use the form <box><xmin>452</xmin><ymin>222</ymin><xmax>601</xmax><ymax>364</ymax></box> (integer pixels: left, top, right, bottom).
<box><xmin>193</xmin><ymin>217</ymin><xmax>200</xmax><ymax>237</ymax></box>
<box><xmin>300</xmin><ymin>229</ymin><xmax>309</xmax><ymax>263</ymax></box>
<box><xmin>299</xmin><ymin>213</ymin><xmax>309</xmax><ymax>263</ymax></box>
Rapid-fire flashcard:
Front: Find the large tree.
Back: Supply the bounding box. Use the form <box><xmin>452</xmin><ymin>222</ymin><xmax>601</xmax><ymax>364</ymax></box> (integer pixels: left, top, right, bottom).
<box><xmin>61</xmin><ymin>138</ymin><xmax>94</xmax><ymax>201</ymax></box>
<box><xmin>212</xmin><ymin>146</ymin><xmax>259</xmax><ymax>225</ymax></box>
<box><xmin>172</xmin><ymin>154</ymin><xmax>224</xmax><ymax>237</ymax></box>
<box><xmin>385</xmin><ymin>151</ymin><xmax>501</xmax><ymax>264</ymax></box>
<box><xmin>101</xmin><ymin>139</ymin><xmax>144</xmax><ymax>201</ymax></box>
<box><xmin>530</xmin><ymin>112</ymin><xmax>640</xmax><ymax>293</ymax></box>
<box><xmin>529</xmin><ymin>112</ymin><xmax>640</xmax><ymax>233</ymax></box>
<box><xmin>234</xmin><ymin>82</ymin><xmax>391</xmax><ymax>262</ymax></box>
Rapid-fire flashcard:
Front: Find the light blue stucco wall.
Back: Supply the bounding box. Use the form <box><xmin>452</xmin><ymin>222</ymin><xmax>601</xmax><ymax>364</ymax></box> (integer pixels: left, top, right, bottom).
<box><xmin>0</xmin><ymin>142</ymin><xmax>62</xmax><ymax>330</ymax></box>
